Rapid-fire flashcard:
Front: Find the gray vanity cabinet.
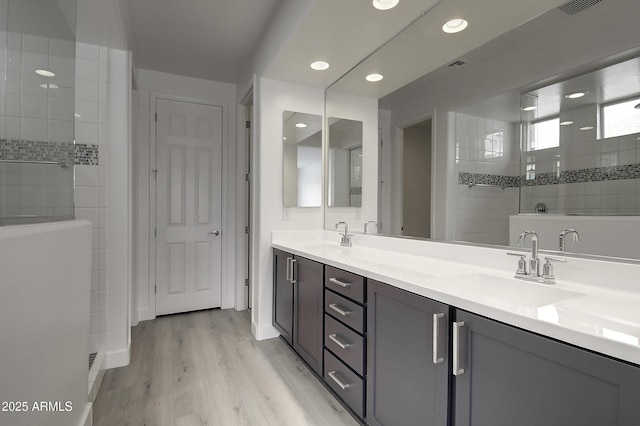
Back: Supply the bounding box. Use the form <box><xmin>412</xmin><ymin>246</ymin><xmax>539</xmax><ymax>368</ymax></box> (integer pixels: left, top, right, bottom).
<box><xmin>292</xmin><ymin>256</ymin><xmax>324</xmax><ymax>376</ymax></box>
<box><xmin>273</xmin><ymin>249</ymin><xmax>324</xmax><ymax>376</ymax></box>
<box><xmin>366</xmin><ymin>279</ymin><xmax>450</xmax><ymax>426</ymax></box>
<box><xmin>453</xmin><ymin>310</ymin><xmax>640</xmax><ymax>426</ymax></box>
<box><xmin>273</xmin><ymin>248</ymin><xmax>294</xmax><ymax>345</ymax></box>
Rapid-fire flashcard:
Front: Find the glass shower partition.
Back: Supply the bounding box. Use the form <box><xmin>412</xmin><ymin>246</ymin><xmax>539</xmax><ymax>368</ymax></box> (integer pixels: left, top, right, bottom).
<box><xmin>0</xmin><ymin>0</ymin><xmax>76</xmax><ymax>225</ymax></box>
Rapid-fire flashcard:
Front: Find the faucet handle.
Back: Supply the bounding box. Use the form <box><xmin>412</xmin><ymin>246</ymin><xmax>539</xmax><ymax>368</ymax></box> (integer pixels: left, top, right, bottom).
<box><xmin>507</xmin><ymin>252</ymin><xmax>528</xmax><ymax>275</ymax></box>
<box><xmin>541</xmin><ymin>257</ymin><xmax>567</xmax><ymax>284</ymax></box>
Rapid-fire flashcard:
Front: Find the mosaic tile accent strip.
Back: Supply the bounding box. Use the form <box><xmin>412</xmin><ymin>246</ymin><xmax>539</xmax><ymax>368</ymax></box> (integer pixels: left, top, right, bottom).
<box><xmin>1</xmin><ymin>138</ymin><xmax>74</xmax><ymax>164</ymax></box>
<box><xmin>458</xmin><ymin>172</ymin><xmax>520</xmax><ymax>188</ymax></box>
<box><xmin>522</xmin><ymin>164</ymin><xmax>640</xmax><ymax>186</ymax></box>
<box><xmin>459</xmin><ymin>164</ymin><xmax>640</xmax><ymax>188</ymax></box>
<box><xmin>0</xmin><ymin>139</ymin><xmax>99</xmax><ymax>166</ymax></box>
<box><xmin>75</xmin><ymin>144</ymin><xmax>100</xmax><ymax>166</ymax></box>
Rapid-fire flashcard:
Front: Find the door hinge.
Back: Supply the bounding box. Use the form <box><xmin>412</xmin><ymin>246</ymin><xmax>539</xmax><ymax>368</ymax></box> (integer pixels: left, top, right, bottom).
<box><xmin>245</xmin><ymin>173</ymin><xmax>250</xmax><ymax>182</ymax></box>
<box><xmin>154</xmin><ymin>228</ymin><xmax>157</xmax><ymax>238</ymax></box>
<box><xmin>155</xmin><ymin>112</ymin><xmax>158</xmax><ymax>122</ymax></box>
<box><xmin>245</xmin><ymin>278</ymin><xmax>249</xmax><ymax>286</ymax></box>
<box><xmin>245</xmin><ymin>226</ymin><xmax>249</xmax><ymax>234</ymax></box>
<box><xmin>245</xmin><ymin>120</ymin><xmax>251</xmax><ymax>129</ymax></box>
<box><xmin>154</xmin><ymin>284</ymin><xmax>157</xmax><ymax>294</ymax></box>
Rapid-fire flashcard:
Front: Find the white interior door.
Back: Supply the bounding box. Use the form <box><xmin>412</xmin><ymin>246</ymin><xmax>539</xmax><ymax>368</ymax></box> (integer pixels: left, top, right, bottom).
<box><xmin>156</xmin><ymin>98</ymin><xmax>222</xmax><ymax>315</ymax></box>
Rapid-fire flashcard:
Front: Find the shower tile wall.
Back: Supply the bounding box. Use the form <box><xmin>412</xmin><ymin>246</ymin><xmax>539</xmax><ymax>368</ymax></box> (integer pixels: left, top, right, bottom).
<box><xmin>521</xmin><ymin>103</ymin><xmax>640</xmax><ymax>214</ymax></box>
<box><xmin>454</xmin><ymin>113</ymin><xmax>519</xmax><ymax>245</ymax></box>
<box><xmin>0</xmin><ymin>33</ymin><xmax>75</xmax><ymax>222</ymax></box>
<box><xmin>74</xmin><ymin>42</ymin><xmax>108</xmax><ymax>355</ymax></box>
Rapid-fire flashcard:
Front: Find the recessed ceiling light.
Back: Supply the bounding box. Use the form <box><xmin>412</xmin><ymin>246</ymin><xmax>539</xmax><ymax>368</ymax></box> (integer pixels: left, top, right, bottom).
<box><xmin>295</xmin><ymin>123</ymin><xmax>308</xmax><ymax>128</ymax></box>
<box><xmin>565</xmin><ymin>92</ymin><xmax>586</xmax><ymax>99</ymax></box>
<box><xmin>560</xmin><ymin>120</ymin><xmax>574</xmax><ymax>126</ymax></box>
<box><xmin>366</xmin><ymin>73</ymin><xmax>384</xmax><ymax>82</ymax></box>
<box><xmin>35</xmin><ymin>69</ymin><xmax>55</xmax><ymax>77</ymax></box>
<box><xmin>40</xmin><ymin>83</ymin><xmax>59</xmax><ymax>89</ymax></box>
<box><xmin>521</xmin><ymin>106</ymin><xmax>537</xmax><ymax>111</ymax></box>
<box><xmin>372</xmin><ymin>0</ymin><xmax>399</xmax><ymax>10</ymax></box>
<box><xmin>74</xmin><ymin>113</ymin><xmax>82</xmax><ymax>118</ymax></box>
<box><xmin>579</xmin><ymin>126</ymin><xmax>594</xmax><ymax>131</ymax></box>
<box><xmin>310</xmin><ymin>61</ymin><xmax>329</xmax><ymax>71</ymax></box>
<box><xmin>283</xmin><ymin>137</ymin><xmax>287</xmax><ymax>140</ymax></box>
<box><xmin>442</xmin><ymin>18</ymin><xmax>468</xmax><ymax>34</ymax></box>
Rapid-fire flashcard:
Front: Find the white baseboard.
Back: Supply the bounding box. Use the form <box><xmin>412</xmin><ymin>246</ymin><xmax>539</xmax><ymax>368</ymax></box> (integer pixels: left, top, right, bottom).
<box><xmin>251</xmin><ymin>320</ymin><xmax>280</xmax><ymax>341</ymax></box>
<box><xmin>105</xmin><ymin>343</ymin><xmax>131</xmax><ymax>369</ymax></box>
<box><xmin>221</xmin><ymin>297</ymin><xmax>235</xmax><ymax>309</ymax></box>
<box><xmin>137</xmin><ymin>308</ymin><xmax>155</xmax><ymax>322</ymax></box>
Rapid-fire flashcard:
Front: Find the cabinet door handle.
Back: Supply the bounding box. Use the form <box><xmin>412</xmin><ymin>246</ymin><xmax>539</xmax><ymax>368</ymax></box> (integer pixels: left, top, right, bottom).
<box><xmin>328</xmin><ymin>303</ymin><xmax>350</xmax><ymax>317</ymax></box>
<box><xmin>328</xmin><ymin>277</ymin><xmax>352</xmax><ymax>288</ymax></box>
<box><xmin>328</xmin><ymin>333</ymin><xmax>351</xmax><ymax>349</ymax></box>
<box><xmin>453</xmin><ymin>321</ymin><xmax>466</xmax><ymax>376</ymax></box>
<box><xmin>327</xmin><ymin>371</ymin><xmax>352</xmax><ymax>390</ymax></box>
<box><xmin>285</xmin><ymin>257</ymin><xmax>292</xmax><ymax>282</ymax></box>
<box><xmin>432</xmin><ymin>313</ymin><xmax>445</xmax><ymax>364</ymax></box>
<box><xmin>290</xmin><ymin>258</ymin><xmax>296</xmax><ymax>284</ymax></box>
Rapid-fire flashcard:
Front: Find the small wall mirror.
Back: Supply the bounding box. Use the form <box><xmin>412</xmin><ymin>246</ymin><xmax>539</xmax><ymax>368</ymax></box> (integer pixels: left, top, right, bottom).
<box><xmin>282</xmin><ymin>111</ymin><xmax>322</xmax><ymax>208</ymax></box>
<box><xmin>327</xmin><ymin>117</ymin><xmax>363</xmax><ymax>207</ymax></box>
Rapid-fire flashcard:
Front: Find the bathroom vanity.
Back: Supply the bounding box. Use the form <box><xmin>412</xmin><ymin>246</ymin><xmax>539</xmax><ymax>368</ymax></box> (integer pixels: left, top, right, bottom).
<box><xmin>272</xmin><ymin>230</ymin><xmax>640</xmax><ymax>426</ymax></box>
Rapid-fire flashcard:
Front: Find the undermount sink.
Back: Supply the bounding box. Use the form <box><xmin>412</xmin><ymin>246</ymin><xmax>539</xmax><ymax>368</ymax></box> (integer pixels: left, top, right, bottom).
<box><xmin>429</xmin><ymin>273</ymin><xmax>585</xmax><ymax>308</ymax></box>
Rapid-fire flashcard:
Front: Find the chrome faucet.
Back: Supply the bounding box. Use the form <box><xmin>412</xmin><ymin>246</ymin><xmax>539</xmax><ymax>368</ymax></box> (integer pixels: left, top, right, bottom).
<box><xmin>364</xmin><ymin>221</ymin><xmax>378</xmax><ymax>234</ymax></box>
<box><xmin>335</xmin><ymin>222</ymin><xmax>352</xmax><ymax>247</ymax></box>
<box><xmin>559</xmin><ymin>229</ymin><xmax>579</xmax><ymax>252</ymax></box>
<box><xmin>511</xmin><ymin>230</ymin><xmax>567</xmax><ymax>284</ymax></box>
<box><xmin>518</xmin><ymin>230</ymin><xmax>540</xmax><ymax>277</ymax></box>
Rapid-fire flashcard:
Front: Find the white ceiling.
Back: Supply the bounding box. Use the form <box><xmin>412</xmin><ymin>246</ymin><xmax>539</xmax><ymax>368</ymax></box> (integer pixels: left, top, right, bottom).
<box><xmin>121</xmin><ymin>0</ymin><xmax>452</xmax><ymax>86</ymax></box>
<box><xmin>122</xmin><ymin>0</ymin><xmax>284</xmax><ymax>83</ymax></box>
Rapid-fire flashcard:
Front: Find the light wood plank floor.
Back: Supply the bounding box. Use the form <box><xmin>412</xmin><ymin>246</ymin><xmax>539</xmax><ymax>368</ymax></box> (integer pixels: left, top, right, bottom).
<box><xmin>93</xmin><ymin>309</ymin><xmax>360</xmax><ymax>426</ymax></box>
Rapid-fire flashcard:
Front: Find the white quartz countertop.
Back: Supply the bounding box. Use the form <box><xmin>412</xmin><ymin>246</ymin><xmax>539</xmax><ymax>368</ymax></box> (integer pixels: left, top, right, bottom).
<box><xmin>272</xmin><ymin>230</ymin><xmax>640</xmax><ymax>366</ymax></box>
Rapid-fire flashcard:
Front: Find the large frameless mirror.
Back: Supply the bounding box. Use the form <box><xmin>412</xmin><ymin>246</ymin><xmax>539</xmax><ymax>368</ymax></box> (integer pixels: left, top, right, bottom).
<box><xmin>282</xmin><ymin>111</ymin><xmax>322</xmax><ymax>208</ymax></box>
<box><xmin>323</xmin><ymin>0</ymin><xmax>640</xmax><ymax>260</ymax></box>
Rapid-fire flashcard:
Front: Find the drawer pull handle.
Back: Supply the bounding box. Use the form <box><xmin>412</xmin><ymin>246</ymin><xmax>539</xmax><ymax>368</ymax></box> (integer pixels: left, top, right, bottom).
<box><xmin>329</xmin><ymin>277</ymin><xmax>352</xmax><ymax>288</ymax></box>
<box><xmin>328</xmin><ymin>333</ymin><xmax>351</xmax><ymax>349</ymax></box>
<box><xmin>328</xmin><ymin>303</ymin><xmax>350</xmax><ymax>317</ymax></box>
<box><xmin>327</xmin><ymin>371</ymin><xmax>352</xmax><ymax>390</ymax></box>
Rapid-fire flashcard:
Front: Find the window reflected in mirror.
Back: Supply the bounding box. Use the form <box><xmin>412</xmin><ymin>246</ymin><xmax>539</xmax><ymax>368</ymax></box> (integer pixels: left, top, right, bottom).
<box><xmin>327</xmin><ymin>117</ymin><xmax>363</xmax><ymax>207</ymax></box>
<box><xmin>520</xmin><ymin>56</ymin><xmax>640</xmax><ymax>216</ymax></box>
<box><xmin>282</xmin><ymin>111</ymin><xmax>322</xmax><ymax>208</ymax></box>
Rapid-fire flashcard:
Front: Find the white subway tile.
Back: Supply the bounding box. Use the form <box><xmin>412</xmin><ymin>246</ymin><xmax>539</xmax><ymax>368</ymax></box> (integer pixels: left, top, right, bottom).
<box><xmin>75</xmin><ymin>121</ymin><xmax>99</xmax><ymax>145</ymax></box>
<box><xmin>76</xmin><ymin>100</ymin><xmax>99</xmax><ymax>123</ymax></box>
<box><xmin>75</xmin><ymin>165</ymin><xmax>100</xmax><ymax>187</ymax></box>
<box><xmin>76</xmin><ymin>58</ymin><xmax>100</xmax><ymax>81</ymax></box>
<box><xmin>75</xmin><ymin>186</ymin><xmax>99</xmax><ymax>208</ymax></box>
<box><xmin>76</xmin><ymin>79</ymin><xmax>99</xmax><ymax>102</ymax></box>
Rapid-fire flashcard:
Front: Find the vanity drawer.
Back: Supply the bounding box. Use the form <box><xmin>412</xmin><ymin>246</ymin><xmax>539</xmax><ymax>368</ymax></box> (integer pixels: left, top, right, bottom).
<box><xmin>325</xmin><ymin>266</ymin><xmax>365</xmax><ymax>303</ymax></box>
<box><xmin>325</xmin><ymin>290</ymin><xmax>364</xmax><ymax>334</ymax></box>
<box><xmin>324</xmin><ymin>349</ymin><xmax>364</xmax><ymax>418</ymax></box>
<box><xmin>325</xmin><ymin>314</ymin><xmax>365</xmax><ymax>376</ymax></box>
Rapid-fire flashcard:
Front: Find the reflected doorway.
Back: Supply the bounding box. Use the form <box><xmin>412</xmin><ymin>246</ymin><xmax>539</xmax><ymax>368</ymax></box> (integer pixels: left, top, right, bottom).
<box><xmin>402</xmin><ymin>118</ymin><xmax>432</xmax><ymax>238</ymax></box>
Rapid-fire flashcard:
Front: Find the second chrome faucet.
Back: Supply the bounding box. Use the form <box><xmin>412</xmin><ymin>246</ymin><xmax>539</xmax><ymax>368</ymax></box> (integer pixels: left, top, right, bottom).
<box><xmin>335</xmin><ymin>221</ymin><xmax>352</xmax><ymax>247</ymax></box>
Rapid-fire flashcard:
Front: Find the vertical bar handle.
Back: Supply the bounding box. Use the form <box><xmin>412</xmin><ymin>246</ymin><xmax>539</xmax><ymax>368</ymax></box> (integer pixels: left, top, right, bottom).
<box><xmin>432</xmin><ymin>313</ymin><xmax>445</xmax><ymax>364</ymax></box>
<box><xmin>453</xmin><ymin>321</ymin><xmax>466</xmax><ymax>376</ymax></box>
<box><xmin>285</xmin><ymin>257</ymin><xmax>292</xmax><ymax>282</ymax></box>
<box><xmin>290</xmin><ymin>258</ymin><xmax>296</xmax><ymax>284</ymax></box>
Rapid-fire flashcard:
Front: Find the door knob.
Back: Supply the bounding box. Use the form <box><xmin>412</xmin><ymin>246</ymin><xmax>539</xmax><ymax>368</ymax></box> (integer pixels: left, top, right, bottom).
<box><xmin>207</xmin><ymin>230</ymin><xmax>220</xmax><ymax>236</ymax></box>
